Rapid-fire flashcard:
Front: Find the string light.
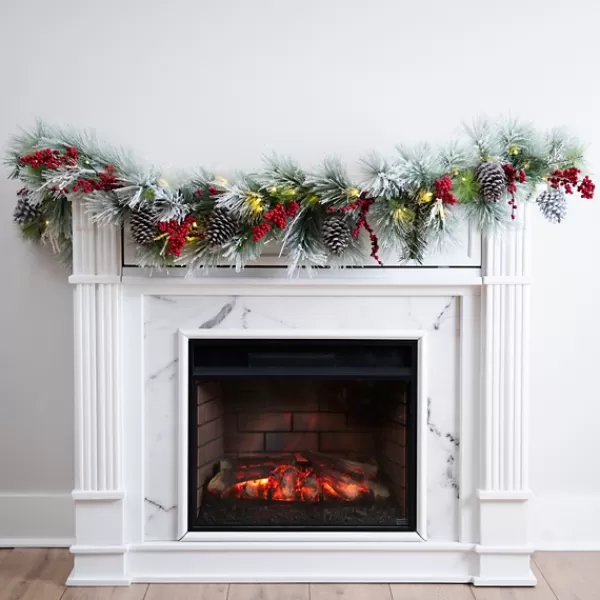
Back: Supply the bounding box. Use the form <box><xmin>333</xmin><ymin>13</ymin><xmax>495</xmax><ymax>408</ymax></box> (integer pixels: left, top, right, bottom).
<box><xmin>246</xmin><ymin>192</ymin><xmax>264</xmax><ymax>214</ymax></box>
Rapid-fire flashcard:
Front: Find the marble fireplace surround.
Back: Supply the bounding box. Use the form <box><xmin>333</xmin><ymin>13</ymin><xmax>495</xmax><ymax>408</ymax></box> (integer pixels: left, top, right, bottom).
<box><xmin>67</xmin><ymin>200</ymin><xmax>534</xmax><ymax>586</ymax></box>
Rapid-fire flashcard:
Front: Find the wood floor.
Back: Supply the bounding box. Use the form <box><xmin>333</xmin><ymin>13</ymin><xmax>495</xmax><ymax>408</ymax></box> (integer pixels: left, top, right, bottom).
<box><xmin>0</xmin><ymin>549</ymin><xmax>598</xmax><ymax>599</ymax></box>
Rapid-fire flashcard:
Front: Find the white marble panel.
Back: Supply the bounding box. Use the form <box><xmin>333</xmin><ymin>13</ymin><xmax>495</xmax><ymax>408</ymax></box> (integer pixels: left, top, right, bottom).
<box><xmin>144</xmin><ymin>295</ymin><xmax>460</xmax><ymax>541</ymax></box>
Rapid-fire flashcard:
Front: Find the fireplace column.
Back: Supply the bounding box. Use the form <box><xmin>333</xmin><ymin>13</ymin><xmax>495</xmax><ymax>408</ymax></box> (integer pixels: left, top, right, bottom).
<box><xmin>476</xmin><ymin>209</ymin><xmax>534</xmax><ymax>585</ymax></box>
<box><xmin>67</xmin><ymin>199</ymin><xmax>128</xmax><ymax>585</ymax></box>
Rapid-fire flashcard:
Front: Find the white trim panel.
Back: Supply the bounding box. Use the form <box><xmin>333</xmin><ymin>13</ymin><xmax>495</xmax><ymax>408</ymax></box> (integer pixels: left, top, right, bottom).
<box><xmin>127</xmin><ymin>542</ymin><xmax>475</xmax><ymax>583</ymax></box>
<box><xmin>177</xmin><ymin>328</ymin><xmax>428</xmax><ymax>541</ymax></box>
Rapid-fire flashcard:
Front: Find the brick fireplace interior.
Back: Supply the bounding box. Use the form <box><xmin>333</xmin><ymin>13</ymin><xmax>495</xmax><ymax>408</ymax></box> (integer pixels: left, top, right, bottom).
<box><xmin>187</xmin><ymin>339</ymin><xmax>418</xmax><ymax>532</ymax></box>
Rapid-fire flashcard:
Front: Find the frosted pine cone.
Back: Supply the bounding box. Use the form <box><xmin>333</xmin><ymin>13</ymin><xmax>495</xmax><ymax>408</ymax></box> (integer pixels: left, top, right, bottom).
<box><xmin>536</xmin><ymin>189</ymin><xmax>567</xmax><ymax>224</ymax></box>
<box><xmin>476</xmin><ymin>162</ymin><xmax>506</xmax><ymax>203</ymax></box>
<box><xmin>204</xmin><ymin>209</ymin><xmax>237</xmax><ymax>246</ymax></box>
<box><xmin>321</xmin><ymin>213</ymin><xmax>351</xmax><ymax>256</ymax></box>
<box><xmin>13</xmin><ymin>191</ymin><xmax>41</xmax><ymax>225</ymax></box>
<box><xmin>130</xmin><ymin>207</ymin><xmax>157</xmax><ymax>246</ymax></box>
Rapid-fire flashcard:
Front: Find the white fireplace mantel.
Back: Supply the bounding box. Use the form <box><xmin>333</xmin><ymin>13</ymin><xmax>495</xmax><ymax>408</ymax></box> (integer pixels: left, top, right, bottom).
<box><xmin>66</xmin><ymin>199</ymin><xmax>534</xmax><ymax>586</ymax></box>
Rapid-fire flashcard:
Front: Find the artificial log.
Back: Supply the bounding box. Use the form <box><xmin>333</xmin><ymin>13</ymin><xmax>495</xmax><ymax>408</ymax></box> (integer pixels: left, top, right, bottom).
<box><xmin>232</xmin><ymin>466</ymin><xmax>274</xmax><ymax>481</ymax></box>
<box><xmin>319</xmin><ymin>468</ymin><xmax>369</xmax><ymax>502</ymax></box>
<box><xmin>302</xmin><ymin>452</ymin><xmax>378</xmax><ymax>480</ymax></box>
<box><xmin>300</xmin><ymin>474</ymin><xmax>320</xmax><ymax>502</ymax></box>
<box><xmin>220</xmin><ymin>455</ymin><xmax>295</xmax><ymax>472</ymax></box>
<box><xmin>242</xmin><ymin>479</ymin><xmax>263</xmax><ymax>499</ymax></box>
<box><xmin>272</xmin><ymin>466</ymin><xmax>298</xmax><ymax>501</ymax></box>
<box><xmin>207</xmin><ymin>460</ymin><xmax>234</xmax><ymax>495</ymax></box>
<box><xmin>337</xmin><ymin>457</ymin><xmax>378</xmax><ymax>480</ymax></box>
<box><xmin>206</xmin><ymin>452</ymin><xmax>388</xmax><ymax>502</ymax></box>
<box><xmin>207</xmin><ymin>460</ymin><xmax>272</xmax><ymax>496</ymax></box>
<box><xmin>366</xmin><ymin>480</ymin><xmax>391</xmax><ymax>500</ymax></box>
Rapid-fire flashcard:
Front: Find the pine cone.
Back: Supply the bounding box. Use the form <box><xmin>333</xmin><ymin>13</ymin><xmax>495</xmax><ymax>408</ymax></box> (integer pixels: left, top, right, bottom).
<box><xmin>13</xmin><ymin>192</ymin><xmax>41</xmax><ymax>225</ymax></box>
<box><xmin>536</xmin><ymin>189</ymin><xmax>566</xmax><ymax>224</ymax></box>
<box><xmin>321</xmin><ymin>213</ymin><xmax>351</xmax><ymax>256</ymax></box>
<box><xmin>204</xmin><ymin>208</ymin><xmax>237</xmax><ymax>246</ymax></box>
<box><xmin>130</xmin><ymin>207</ymin><xmax>157</xmax><ymax>245</ymax></box>
<box><xmin>476</xmin><ymin>162</ymin><xmax>506</xmax><ymax>203</ymax></box>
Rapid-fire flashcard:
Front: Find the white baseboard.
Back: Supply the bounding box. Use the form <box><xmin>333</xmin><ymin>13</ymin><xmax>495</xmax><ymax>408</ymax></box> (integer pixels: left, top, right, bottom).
<box><xmin>0</xmin><ymin>493</ymin><xmax>73</xmax><ymax>547</ymax></box>
<box><xmin>531</xmin><ymin>493</ymin><xmax>600</xmax><ymax>550</ymax></box>
<box><xmin>0</xmin><ymin>538</ymin><xmax>74</xmax><ymax>548</ymax></box>
<box><xmin>535</xmin><ymin>543</ymin><xmax>600</xmax><ymax>551</ymax></box>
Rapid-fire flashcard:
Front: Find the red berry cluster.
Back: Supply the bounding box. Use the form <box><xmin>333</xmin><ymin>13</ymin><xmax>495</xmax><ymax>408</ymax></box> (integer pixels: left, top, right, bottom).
<box><xmin>286</xmin><ymin>200</ymin><xmax>299</xmax><ymax>219</ymax></box>
<box><xmin>549</xmin><ymin>168</ymin><xmax>595</xmax><ymax>199</ymax></box>
<box><xmin>264</xmin><ymin>203</ymin><xmax>289</xmax><ymax>228</ymax></box>
<box><xmin>502</xmin><ymin>164</ymin><xmax>527</xmax><ymax>193</ymax></box>
<box><xmin>579</xmin><ymin>176</ymin><xmax>596</xmax><ymax>199</ymax></box>
<box><xmin>549</xmin><ymin>167</ymin><xmax>579</xmax><ymax>194</ymax></box>
<box><xmin>194</xmin><ymin>186</ymin><xmax>220</xmax><ymax>197</ymax></box>
<box><xmin>19</xmin><ymin>147</ymin><xmax>79</xmax><ymax>170</ymax></box>
<box><xmin>352</xmin><ymin>194</ymin><xmax>383</xmax><ymax>266</ymax></box>
<box><xmin>65</xmin><ymin>147</ymin><xmax>79</xmax><ymax>162</ymax></box>
<box><xmin>266</xmin><ymin>201</ymin><xmax>300</xmax><ymax>227</ymax></box>
<box><xmin>72</xmin><ymin>165</ymin><xmax>120</xmax><ymax>194</ymax></box>
<box><xmin>252</xmin><ymin>221</ymin><xmax>271</xmax><ymax>243</ymax></box>
<box><xmin>434</xmin><ymin>175</ymin><xmax>457</xmax><ymax>205</ymax></box>
<box><xmin>252</xmin><ymin>201</ymin><xmax>299</xmax><ymax>242</ymax></box>
<box><xmin>157</xmin><ymin>215</ymin><xmax>198</xmax><ymax>257</ymax></box>
<box><xmin>325</xmin><ymin>193</ymin><xmax>382</xmax><ymax>265</ymax></box>
<box><xmin>502</xmin><ymin>164</ymin><xmax>527</xmax><ymax>220</ymax></box>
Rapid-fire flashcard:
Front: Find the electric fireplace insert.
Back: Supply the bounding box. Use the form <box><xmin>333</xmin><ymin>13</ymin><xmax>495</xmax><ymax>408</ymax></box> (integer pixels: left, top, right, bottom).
<box><xmin>188</xmin><ymin>338</ymin><xmax>418</xmax><ymax>531</ymax></box>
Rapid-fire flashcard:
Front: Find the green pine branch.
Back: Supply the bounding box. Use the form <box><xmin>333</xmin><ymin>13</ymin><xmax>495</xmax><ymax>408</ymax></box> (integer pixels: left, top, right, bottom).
<box><xmin>4</xmin><ymin>118</ymin><xmax>594</xmax><ymax>273</ymax></box>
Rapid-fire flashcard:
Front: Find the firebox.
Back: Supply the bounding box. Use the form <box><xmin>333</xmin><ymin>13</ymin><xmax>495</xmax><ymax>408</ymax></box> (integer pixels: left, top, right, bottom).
<box><xmin>187</xmin><ymin>338</ymin><xmax>418</xmax><ymax>532</ymax></box>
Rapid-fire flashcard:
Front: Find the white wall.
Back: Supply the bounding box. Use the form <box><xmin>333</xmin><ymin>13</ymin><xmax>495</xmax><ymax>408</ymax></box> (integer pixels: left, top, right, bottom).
<box><xmin>0</xmin><ymin>0</ymin><xmax>598</xmax><ymax>548</ymax></box>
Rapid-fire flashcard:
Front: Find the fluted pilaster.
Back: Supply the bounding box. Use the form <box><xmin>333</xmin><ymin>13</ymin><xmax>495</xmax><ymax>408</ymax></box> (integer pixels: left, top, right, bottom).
<box><xmin>476</xmin><ymin>208</ymin><xmax>534</xmax><ymax>586</ymax></box>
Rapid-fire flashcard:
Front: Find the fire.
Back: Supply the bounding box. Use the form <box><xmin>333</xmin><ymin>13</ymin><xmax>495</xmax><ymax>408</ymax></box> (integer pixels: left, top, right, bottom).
<box><xmin>207</xmin><ymin>452</ymin><xmax>388</xmax><ymax>503</ymax></box>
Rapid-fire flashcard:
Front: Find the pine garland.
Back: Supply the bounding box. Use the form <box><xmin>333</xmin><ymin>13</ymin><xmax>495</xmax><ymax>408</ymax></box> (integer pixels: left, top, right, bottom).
<box><xmin>4</xmin><ymin>118</ymin><xmax>596</xmax><ymax>273</ymax></box>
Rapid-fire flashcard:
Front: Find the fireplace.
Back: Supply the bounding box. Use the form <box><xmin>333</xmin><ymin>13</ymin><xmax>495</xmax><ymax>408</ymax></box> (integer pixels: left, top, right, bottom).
<box><xmin>66</xmin><ymin>199</ymin><xmax>535</xmax><ymax>585</ymax></box>
<box><xmin>188</xmin><ymin>338</ymin><xmax>418</xmax><ymax>532</ymax></box>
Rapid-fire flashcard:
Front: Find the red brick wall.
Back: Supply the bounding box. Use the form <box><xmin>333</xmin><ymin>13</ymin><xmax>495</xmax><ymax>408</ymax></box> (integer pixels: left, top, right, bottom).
<box><xmin>195</xmin><ymin>379</ymin><xmax>409</xmax><ymax>509</ymax></box>
<box><xmin>378</xmin><ymin>388</ymin><xmax>408</xmax><ymax>508</ymax></box>
<box><xmin>196</xmin><ymin>382</ymin><xmax>224</xmax><ymax>508</ymax></box>
<box><xmin>220</xmin><ymin>380</ymin><xmax>381</xmax><ymax>457</ymax></box>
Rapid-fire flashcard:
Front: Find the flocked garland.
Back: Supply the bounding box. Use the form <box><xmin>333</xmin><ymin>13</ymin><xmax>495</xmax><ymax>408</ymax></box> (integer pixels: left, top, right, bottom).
<box><xmin>5</xmin><ymin>119</ymin><xmax>595</xmax><ymax>273</ymax></box>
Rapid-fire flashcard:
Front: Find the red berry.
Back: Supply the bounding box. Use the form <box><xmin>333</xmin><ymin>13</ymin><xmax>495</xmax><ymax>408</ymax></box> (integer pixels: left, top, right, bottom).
<box><xmin>434</xmin><ymin>175</ymin><xmax>457</xmax><ymax>205</ymax></box>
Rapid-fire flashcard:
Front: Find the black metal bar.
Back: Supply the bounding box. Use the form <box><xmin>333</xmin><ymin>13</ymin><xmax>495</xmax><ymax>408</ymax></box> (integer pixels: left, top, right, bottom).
<box><xmin>187</xmin><ymin>523</ymin><xmax>410</xmax><ymax>532</ymax></box>
<box><xmin>405</xmin><ymin>342</ymin><xmax>419</xmax><ymax>532</ymax></box>
<box><xmin>187</xmin><ymin>339</ymin><xmax>199</xmax><ymax>534</ymax></box>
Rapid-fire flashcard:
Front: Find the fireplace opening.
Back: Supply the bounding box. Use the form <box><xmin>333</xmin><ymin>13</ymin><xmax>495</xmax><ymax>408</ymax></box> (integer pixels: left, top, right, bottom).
<box><xmin>188</xmin><ymin>339</ymin><xmax>418</xmax><ymax>531</ymax></box>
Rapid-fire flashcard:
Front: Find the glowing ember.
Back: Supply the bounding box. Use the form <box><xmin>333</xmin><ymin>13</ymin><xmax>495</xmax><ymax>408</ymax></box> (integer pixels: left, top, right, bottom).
<box><xmin>207</xmin><ymin>452</ymin><xmax>389</xmax><ymax>503</ymax></box>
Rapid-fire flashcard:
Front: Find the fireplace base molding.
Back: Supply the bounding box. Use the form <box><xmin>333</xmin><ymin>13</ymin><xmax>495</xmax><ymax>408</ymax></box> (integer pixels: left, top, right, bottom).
<box><xmin>66</xmin><ymin>491</ymin><xmax>534</xmax><ymax>585</ymax></box>
<box><xmin>67</xmin><ymin>539</ymin><xmax>535</xmax><ymax>586</ymax></box>
<box><xmin>66</xmin><ymin>200</ymin><xmax>535</xmax><ymax>586</ymax></box>
<box><xmin>67</xmin><ymin>489</ymin><xmax>534</xmax><ymax>585</ymax></box>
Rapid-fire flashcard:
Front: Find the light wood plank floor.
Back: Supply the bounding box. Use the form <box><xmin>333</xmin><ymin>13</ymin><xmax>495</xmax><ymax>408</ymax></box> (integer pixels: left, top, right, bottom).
<box><xmin>0</xmin><ymin>549</ymin><xmax>598</xmax><ymax>599</ymax></box>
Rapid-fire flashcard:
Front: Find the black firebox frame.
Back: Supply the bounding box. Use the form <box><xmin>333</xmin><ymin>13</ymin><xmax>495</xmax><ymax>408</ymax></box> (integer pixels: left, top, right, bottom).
<box><xmin>187</xmin><ymin>338</ymin><xmax>419</xmax><ymax>533</ymax></box>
